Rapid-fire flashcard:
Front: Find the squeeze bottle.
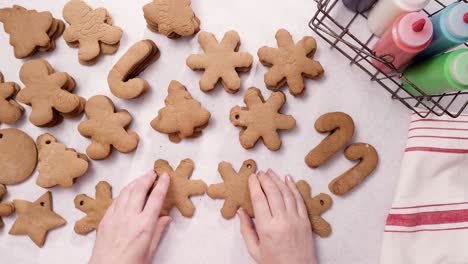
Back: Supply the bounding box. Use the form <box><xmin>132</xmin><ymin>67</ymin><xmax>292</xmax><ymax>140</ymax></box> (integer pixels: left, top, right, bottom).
<box><xmin>342</xmin><ymin>0</ymin><xmax>378</xmax><ymax>13</ymax></box>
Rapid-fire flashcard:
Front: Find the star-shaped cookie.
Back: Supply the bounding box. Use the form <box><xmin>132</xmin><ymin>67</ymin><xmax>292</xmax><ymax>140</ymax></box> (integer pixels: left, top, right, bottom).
<box><xmin>9</xmin><ymin>192</ymin><xmax>66</xmax><ymax>247</ymax></box>
<box><xmin>74</xmin><ymin>181</ymin><xmax>113</xmax><ymax>235</ymax></box>
<box><xmin>0</xmin><ymin>184</ymin><xmax>15</xmax><ymax>228</ymax></box>
<box><xmin>296</xmin><ymin>180</ymin><xmax>332</xmax><ymax>237</ymax></box>
<box><xmin>36</xmin><ymin>133</ymin><xmax>89</xmax><ymax>188</ymax></box>
<box><xmin>78</xmin><ymin>95</ymin><xmax>139</xmax><ymax>160</ymax></box>
<box><xmin>186</xmin><ymin>31</ymin><xmax>253</xmax><ymax>93</ymax></box>
<box><xmin>143</xmin><ymin>0</ymin><xmax>200</xmax><ymax>38</ymax></box>
<box><xmin>153</xmin><ymin>159</ymin><xmax>207</xmax><ymax>217</ymax></box>
<box><xmin>230</xmin><ymin>87</ymin><xmax>296</xmax><ymax>151</ymax></box>
<box><xmin>207</xmin><ymin>159</ymin><xmax>257</xmax><ymax>219</ymax></box>
<box><xmin>150</xmin><ymin>80</ymin><xmax>211</xmax><ymax>143</ymax></box>
<box><xmin>0</xmin><ymin>72</ymin><xmax>23</xmax><ymax>125</ymax></box>
<box><xmin>258</xmin><ymin>29</ymin><xmax>324</xmax><ymax>96</ymax></box>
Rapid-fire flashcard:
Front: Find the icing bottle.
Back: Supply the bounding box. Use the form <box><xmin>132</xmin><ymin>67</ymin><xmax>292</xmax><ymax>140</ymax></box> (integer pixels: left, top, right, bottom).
<box><xmin>403</xmin><ymin>49</ymin><xmax>468</xmax><ymax>96</ymax></box>
<box><xmin>371</xmin><ymin>12</ymin><xmax>433</xmax><ymax>73</ymax></box>
<box><xmin>415</xmin><ymin>2</ymin><xmax>468</xmax><ymax>61</ymax></box>
<box><xmin>367</xmin><ymin>0</ymin><xmax>430</xmax><ymax>36</ymax></box>
<box><xmin>342</xmin><ymin>0</ymin><xmax>378</xmax><ymax>13</ymax></box>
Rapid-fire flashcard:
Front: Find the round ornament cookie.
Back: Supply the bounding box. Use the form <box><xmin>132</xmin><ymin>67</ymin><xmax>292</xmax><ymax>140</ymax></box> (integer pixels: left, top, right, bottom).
<box><xmin>0</xmin><ymin>128</ymin><xmax>38</xmax><ymax>185</ymax></box>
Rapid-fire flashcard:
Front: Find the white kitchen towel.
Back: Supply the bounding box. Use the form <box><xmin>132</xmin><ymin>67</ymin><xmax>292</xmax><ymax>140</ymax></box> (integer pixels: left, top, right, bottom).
<box><xmin>380</xmin><ymin>112</ymin><xmax>468</xmax><ymax>264</ymax></box>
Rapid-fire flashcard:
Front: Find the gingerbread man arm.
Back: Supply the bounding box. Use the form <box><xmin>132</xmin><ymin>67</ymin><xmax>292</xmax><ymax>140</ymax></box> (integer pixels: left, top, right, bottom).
<box><xmin>220</xmin><ymin>30</ymin><xmax>240</xmax><ymax>51</ymax></box>
<box><xmin>275</xmin><ymin>29</ymin><xmax>294</xmax><ymax>48</ymax></box>
<box><xmin>244</xmin><ymin>88</ymin><xmax>264</xmax><ymax>108</ymax></box>
<box><xmin>257</xmin><ymin>46</ymin><xmax>280</xmax><ymax>66</ymax></box>
<box><xmin>198</xmin><ymin>32</ymin><xmax>219</xmax><ymax>52</ymax></box>
<box><xmin>186</xmin><ymin>53</ymin><xmax>209</xmax><ymax>70</ymax></box>
<box><xmin>74</xmin><ymin>194</ymin><xmax>96</xmax><ymax>234</ymax></box>
<box><xmin>175</xmin><ymin>159</ymin><xmax>194</xmax><ymax>179</ymax></box>
<box><xmin>297</xmin><ymin>36</ymin><xmax>318</xmax><ymax>56</ymax></box>
<box><xmin>154</xmin><ymin>159</ymin><xmax>174</xmax><ymax>176</ymax></box>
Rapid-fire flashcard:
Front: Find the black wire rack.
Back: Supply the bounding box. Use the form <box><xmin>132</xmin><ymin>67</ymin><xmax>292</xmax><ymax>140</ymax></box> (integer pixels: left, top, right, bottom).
<box><xmin>309</xmin><ymin>0</ymin><xmax>468</xmax><ymax>118</ymax></box>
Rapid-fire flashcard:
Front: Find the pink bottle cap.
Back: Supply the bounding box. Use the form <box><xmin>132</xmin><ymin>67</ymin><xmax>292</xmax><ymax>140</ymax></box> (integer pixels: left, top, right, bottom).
<box><xmin>397</xmin><ymin>13</ymin><xmax>433</xmax><ymax>48</ymax></box>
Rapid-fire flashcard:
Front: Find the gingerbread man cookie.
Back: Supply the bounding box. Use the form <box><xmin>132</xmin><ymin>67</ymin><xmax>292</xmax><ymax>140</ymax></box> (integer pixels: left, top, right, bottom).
<box><xmin>296</xmin><ymin>180</ymin><xmax>333</xmax><ymax>237</ymax></box>
<box><xmin>74</xmin><ymin>181</ymin><xmax>113</xmax><ymax>235</ymax></box>
<box><xmin>78</xmin><ymin>95</ymin><xmax>139</xmax><ymax>160</ymax></box>
<box><xmin>207</xmin><ymin>160</ymin><xmax>257</xmax><ymax>219</ymax></box>
<box><xmin>9</xmin><ymin>192</ymin><xmax>66</xmax><ymax>247</ymax></box>
<box><xmin>143</xmin><ymin>0</ymin><xmax>200</xmax><ymax>39</ymax></box>
<box><xmin>153</xmin><ymin>159</ymin><xmax>207</xmax><ymax>217</ymax></box>
<box><xmin>150</xmin><ymin>80</ymin><xmax>211</xmax><ymax>143</ymax></box>
<box><xmin>0</xmin><ymin>184</ymin><xmax>15</xmax><ymax>228</ymax></box>
<box><xmin>0</xmin><ymin>72</ymin><xmax>23</xmax><ymax>125</ymax></box>
<box><xmin>36</xmin><ymin>133</ymin><xmax>89</xmax><ymax>188</ymax></box>
<box><xmin>186</xmin><ymin>31</ymin><xmax>253</xmax><ymax>93</ymax></box>
<box><xmin>230</xmin><ymin>87</ymin><xmax>296</xmax><ymax>151</ymax></box>
<box><xmin>0</xmin><ymin>5</ymin><xmax>64</xmax><ymax>58</ymax></box>
<box><xmin>258</xmin><ymin>29</ymin><xmax>324</xmax><ymax>96</ymax></box>
<box><xmin>17</xmin><ymin>59</ymin><xmax>85</xmax><ymax>127</ymax></box>
<box><xmin>63</xmin><ymin>0</ymin><xmax>123</xmax><ymax>64</ymax></box>
<box><xmin>108</xmin><ymin>39</ymin><xmax>160</xmax><ymax>99</ymax></box>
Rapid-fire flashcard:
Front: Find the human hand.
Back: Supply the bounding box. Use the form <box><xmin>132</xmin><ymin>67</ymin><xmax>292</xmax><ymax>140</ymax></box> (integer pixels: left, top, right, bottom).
<box><xmin>238</xmin><ymin>169</ymin><xmax>318</xmax><ymax>264</ymax></box>
<box><xmin>89</xmin><ymin>171</ymin><xmax>172</xmax><ymax>264</ymax></box>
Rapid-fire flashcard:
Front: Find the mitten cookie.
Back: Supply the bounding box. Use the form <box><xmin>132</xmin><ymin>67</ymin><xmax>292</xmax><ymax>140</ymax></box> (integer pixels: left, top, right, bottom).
<box><xmin>186</xmin><ymin>31</ymin><xmax>253</xmax><ymax>93</ymax></box>
<box><xmin>9</xmin><ymin>192</ymin><xmax>66</xmax><ymax>247</ymax></box>
<box><xmin>0</xmin><ymin>185</ymin><xmax>15</xmax><ymax>228</ymax></box>
<box><xmin>258</xmin><ymin>29</ymin><xmax>324</xmax><ymax>96</ymax></box>
<box><xmin>153</xmin><ymin>159</ymin><xmax>207</xmax><ymax>217</ymax></box>
<box><xmin>0</xmin><ymin>72</ymin><xmax>23</xmax><ymax>124</ymax></box>
<box><xmin>0</xmin><ymin>5</ymin><xmax>64</xmax><ymax>58</ymax></box>
<box><xmin>0</xmin><ymin>128</ymin><xmax>37</xmax><ymax>185</ymax></box>
<box><xmin>63</xmin><ymin>0</ymin><xmax>123</xmax><ymax>64</ymax></box>
<box><xmin>329</xmin><ymin>143</ymin><xmax>378</xmax><ymax>195</ymax></box>
<box><xmin>150</xmin><ymin>80</ymin><xmax>211</xmax><ymax>143</ymax></box>
<box><xmin>36</xmin><ymin>133</ymin><xmax>89</xmax><ymax>188</ymax></box>
<box><xmin>305</xmin><ymin>112</ymin><xmax>355</xmax><ymax>168</ymax></box>
<box><xmin>108</xmin><ymin>40</ymin><xmax>160</xmax><ymax>99</ymax></box>
<box><xmin>74</xmin><ymin>181</ymin><xmax>113</xmax><ymax>235</ymax></box>
<box><xmin>143</xmin><ymin>0</ymin><xmax>200</xmax><ymax>39</ymax></box>
<box><xmin>296</xmin><ymin>180</ymin><xmax>333</xmax><ymax>237</ymax></box>
<box><xmin>207</xmin><ymin>160</ymin><xmax>257</xmax><ymax>219</ymax></box>
<box><xmin>78</xmin><ymin>95</ymin><xmax>139</xmax><ymax>160</ymax></box>
<box><xmin>230</xmin><ymin>87</ymin><xmax>296</xmax><ymax>151</ymax></box>
<box><xmin>17</xmin><ymin>59</ymin><xmax>85</xmax><ymax>127</ymax></box>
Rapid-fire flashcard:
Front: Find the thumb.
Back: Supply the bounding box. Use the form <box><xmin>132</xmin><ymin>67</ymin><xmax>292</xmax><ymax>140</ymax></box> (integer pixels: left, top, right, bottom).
<box><xmin>149</xmin><ymin>216</ymin><xmax>172</xmax><ymax>259</ymax></box>
<box><xmin>238</xmin><ymin>208</ymin><xmax>259</xmax><ymax>260</ymax></box>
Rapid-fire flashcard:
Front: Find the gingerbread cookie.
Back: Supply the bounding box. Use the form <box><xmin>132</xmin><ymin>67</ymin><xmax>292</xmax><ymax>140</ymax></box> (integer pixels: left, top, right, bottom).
<box><xmin>305</xmin><ymin>112</ymin><xmax>355</xmax><ymax>168</ymax></box>
<box><xmin>74</xmin><ymin>181</ymin><xmax>113</xmax><ymax>235</ymax></box>
<box><xmin>0</xmin><ymin>185</ymin><xmax>15</xmax><ymax>228</ymax></box>
<box><xmin>63</xmin><ymin>0</ymin><xmax>123</xmax><ymax>64</ymax></box>
<box><xmin>0</xmin><ymin>72</ymin><xmax>23</xmax><ymax>125</ymax></box>
<box><xmin>143</xmin><ymin>0</ymin><xmax>200</xmax><ymax>39</ymax></box>
<box><xmin>230</xmin><ymin>87</ymin><xmax>296</xmax><ymax>151</ymax></box>
<box><xmin>258</xmin><ymin>29</ymin><xmax>324</xmax><ymax>96</ymax></box>
<box><xmin>78</xmin><ymin>95</ymin><xmax>139</xmax><ymax>160</ymax></box>
<box><xmin>36</xmin><ymin>133</ymin><xmax>89</xmax><ymax>188</ymax></box>
<box><xmin>150</xmin><ymin>80</ymin><xmax>211</xmax><ymax>143</ymax></box>
<box><xmin>17</xmin><ymin>59</ymin><xmax>85</xmax><ymax>127</ymax></box>
<box><xmin>108</xmin><ymin>39</ymin><xmax>160</xmax><ymax>99</ymax></box>
<box><xmin>207</xmin><ymin>160</ymin><xmax>257</xmax><ymax>219</ymax></box>
<box><xmin>9</xmin><ymin>192</ymin><xmax>66</xmax><ymax>247</ymax></box>
<box><xmin>0</xmin><ymin>128</ymin><xmax>37</xmax><ymax>185</ymax></box>
<box><xmin>296</xmin><ymin>180</ymin><xmax>332</xmax><ymax>237</ymax></box>
<box><xmin>0</xmin><ymin>5</ymin><xmax>64</xmax><ymax>58</ymax></box>
<box><xmin>153</xmin><ymin>159</ymin><xmax>207</xmax><ymax>217</ymax></box>
<box><xmin>186</xmin><ymin>31</ymin><xmax>253</xmax><ymax>93</ymax></box>
<box><xmin>329</xmin><ymin>143</ymin><xmax>378</xmax><ymax>196</ymax></box>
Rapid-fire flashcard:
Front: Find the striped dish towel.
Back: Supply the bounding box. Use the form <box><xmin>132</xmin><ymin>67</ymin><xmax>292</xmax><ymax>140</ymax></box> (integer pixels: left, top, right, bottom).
<box><xmin>380</xmin><ymin>112</ymin><xmax>468</xmax><ymax>264</ymax></box>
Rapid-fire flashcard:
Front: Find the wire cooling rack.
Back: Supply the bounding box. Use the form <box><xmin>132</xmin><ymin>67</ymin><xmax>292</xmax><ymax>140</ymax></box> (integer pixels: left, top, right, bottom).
<box><xmin>309</xmin><ymin>0</ymin><xmax>468</xmax><ymax>118</ymax></box>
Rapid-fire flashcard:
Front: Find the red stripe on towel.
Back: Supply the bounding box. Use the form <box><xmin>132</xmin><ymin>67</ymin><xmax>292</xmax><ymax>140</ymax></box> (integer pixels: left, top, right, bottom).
<box><xmin>384</xmin><ymin>226</ymin><xmax>468</xmax><ymax>233</ymax></box>
<box><xmin>408</xmin><ymin>136</ymin><xmax>468</xmax><ymax>140</ymax></box>
<box><xmin>386</xmin><ymin>209</ymin><xmax>468</xmax><ymax>227</ymax></box>
<box><xmin>405</xmin><ymin>147</ymin><xmax>468</xmax><ymax>154</ymax></box>
<box><xmin>409</xmin><ymin>127</ymin><xmax>468</xmax><ymax>132</ymax></box>
<box><xmin>411</xmin><ymin>119</ymin><xmax>468</xmax><ymax>124</ymax></box>
<box><xmin>392</xmin><ymin>202</ymin><xmax>468</xmax><ymax>210</ymax></box>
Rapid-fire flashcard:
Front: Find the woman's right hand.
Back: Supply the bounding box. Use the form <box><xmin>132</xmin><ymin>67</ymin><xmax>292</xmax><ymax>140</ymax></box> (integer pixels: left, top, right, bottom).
<box><xmin>238</xmin><ymin>169</ymin><xmax>318</xmax><ymax>264</ymax></box>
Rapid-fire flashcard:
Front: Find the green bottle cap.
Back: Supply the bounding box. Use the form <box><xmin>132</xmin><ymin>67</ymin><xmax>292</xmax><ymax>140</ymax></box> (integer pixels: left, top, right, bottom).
<box><xmin>449</xmin><ymin>51</ymin><xmax>468</xmax><ymax>87</ymax></box>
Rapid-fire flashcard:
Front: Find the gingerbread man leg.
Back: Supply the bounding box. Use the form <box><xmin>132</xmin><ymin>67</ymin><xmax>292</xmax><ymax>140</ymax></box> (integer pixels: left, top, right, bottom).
<box><xmin>87</xmin><ymin>141</ymin><xmax>111</xmax><ymax>160</ymax></box>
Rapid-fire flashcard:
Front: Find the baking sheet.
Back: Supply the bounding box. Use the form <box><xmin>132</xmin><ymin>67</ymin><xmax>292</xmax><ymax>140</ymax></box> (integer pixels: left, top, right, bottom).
<box><xmin>0</xmin><ymin>0</ymin><xmax>411</xmax><ymax>263</ymax></box>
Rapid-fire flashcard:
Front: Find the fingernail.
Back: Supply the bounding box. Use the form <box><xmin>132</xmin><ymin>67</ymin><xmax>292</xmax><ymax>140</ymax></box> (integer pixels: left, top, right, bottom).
<box><xmin>285</xmin><ymin>175</ymin><xmax>293</xmax><ymax>182</ymax></box>
<box><xmin>266</xmin><ymin>168</ymin><xmax>273</xmax><ymax>174</ymax></box>
<box><xmin>237</xmin><ymin>208</ymin><xmax>243</xmax><ymax>215</ymax></box>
